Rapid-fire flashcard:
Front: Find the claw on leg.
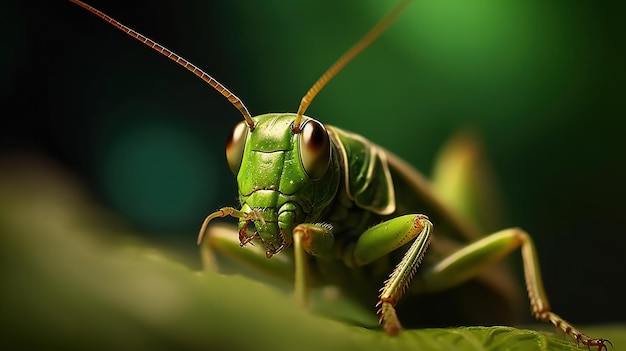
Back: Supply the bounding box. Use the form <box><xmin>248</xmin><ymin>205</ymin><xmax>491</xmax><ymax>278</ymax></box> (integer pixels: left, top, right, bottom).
<box><xmin>538</xmin><ymin>311</ymin><xmax>612</xmax><ymax>350</ymax></box>
<box><xmin>377</xmin><ymin>299</ymin><xmax>402</xmax><ymax>335</ymax></box>
<box><xmin>512</xmin><ymin>228</ymin><xmax>611</xmax><ymax>349</ymax></box>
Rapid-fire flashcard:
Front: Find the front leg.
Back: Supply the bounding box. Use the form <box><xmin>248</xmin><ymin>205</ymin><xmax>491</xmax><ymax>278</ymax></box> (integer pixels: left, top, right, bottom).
<box><xmin>204</xmin><ymin>217</ymin><xmax>434</xmax><ymax>336</ymax></box>
<box><xmin>202</xmin><ymin>222</ymin><xmax>337</xmax><ymax>311</ymax></box>
<box><xmin>292</xmin><ymin>223</ymin><xmax>334</xmax><ymax>307</ymax></box>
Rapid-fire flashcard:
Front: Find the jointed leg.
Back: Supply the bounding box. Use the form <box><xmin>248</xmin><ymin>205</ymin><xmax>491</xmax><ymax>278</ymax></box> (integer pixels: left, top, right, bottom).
<box><xmin>292</xmin><ymin>223</ymin><xmax>334</xmax><ymax>307</ymax></box>
<box><xmin>291</xmin><ymin>214</ymin><xmax>433</xmax><ymax>335</ymax></box>
<box><xmin>350</xmin><ymin>214</ymin><xmax>434</xmax><ymax>335</ymax></box>
<box><xmin>415</xmin><ymin>228</ymin><xmax>609</xmax><ymax>350</ymax></box>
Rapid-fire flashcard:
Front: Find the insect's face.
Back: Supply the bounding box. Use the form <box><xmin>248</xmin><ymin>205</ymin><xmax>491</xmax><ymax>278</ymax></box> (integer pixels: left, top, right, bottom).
<box><xmin>225</xmin><ymin>114</ymin><xmax>340</xmax><ymax>256</ymax></box>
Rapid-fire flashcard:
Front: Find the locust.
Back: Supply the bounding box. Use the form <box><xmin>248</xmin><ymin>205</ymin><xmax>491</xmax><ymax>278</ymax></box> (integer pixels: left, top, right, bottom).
<box><xmin>69</xmin><ymin>0</ymin><xmax>610</xmax><ymax>349</ymax></box>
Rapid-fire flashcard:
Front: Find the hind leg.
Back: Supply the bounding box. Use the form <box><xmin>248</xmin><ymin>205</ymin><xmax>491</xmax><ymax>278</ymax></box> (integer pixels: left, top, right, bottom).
<box><xmin>413</xmin><ymin>228</ymin><xmax>609</xmax><ymax>350</ymax></box>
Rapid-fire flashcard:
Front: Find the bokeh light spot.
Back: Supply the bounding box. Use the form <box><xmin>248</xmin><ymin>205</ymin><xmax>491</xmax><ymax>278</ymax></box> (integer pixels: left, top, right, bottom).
<box><xmin>95</xmin><ymin>116</ymin><xmax>218</xmax><ymax>232</ymax></box>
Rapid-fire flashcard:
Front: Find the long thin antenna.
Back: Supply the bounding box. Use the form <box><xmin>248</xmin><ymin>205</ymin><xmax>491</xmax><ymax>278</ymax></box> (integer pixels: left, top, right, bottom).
<box><xmin>68</xmin><ymin>0</ymin><xmax>255</xmax><ymax>130</ymax></box>
<box><xmin>292</xmin><ymin>0</ymin><xmax>411</xmax><ymax>132</ymax></box>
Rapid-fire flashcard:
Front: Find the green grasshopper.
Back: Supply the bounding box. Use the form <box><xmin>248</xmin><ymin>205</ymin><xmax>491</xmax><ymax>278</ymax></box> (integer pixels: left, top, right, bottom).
<box><xmin>69</xmin><ymin>0</ymin><xmax>609</xmax><ymax>349</ymax></box>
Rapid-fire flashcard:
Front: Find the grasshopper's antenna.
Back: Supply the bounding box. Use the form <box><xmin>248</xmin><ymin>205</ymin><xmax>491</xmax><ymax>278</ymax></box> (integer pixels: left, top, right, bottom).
<box><xmin>68</xmin><ymin>0</ymin><xmax>255</xmax><ymax>130</ymax></box>
<box><xmin>292</xmin><ymin>0</ymin><xmax>411</xmax><ymax>132</ymax></box>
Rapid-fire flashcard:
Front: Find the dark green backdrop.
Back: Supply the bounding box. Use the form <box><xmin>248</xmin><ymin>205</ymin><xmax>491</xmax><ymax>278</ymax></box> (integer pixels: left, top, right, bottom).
<box><xmin>3</xmin><ymin>0</ymin><xmax>624</xmax><ymax>325</ymax></box>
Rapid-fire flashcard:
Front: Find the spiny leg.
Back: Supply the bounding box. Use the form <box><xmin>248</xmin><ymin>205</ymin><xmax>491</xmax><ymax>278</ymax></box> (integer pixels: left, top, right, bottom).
<box><xmin>291</xmin><ymin>215</ymin><xmax>433</xmax><ymax>333</ymax></box>
<box><xmin>413</xmin><ymin>228</ymin><xmax>609</xmax><ymax>350</ymax></box>
<box><xmin>349</xmin><ymin>214</ymin><xmax>433</xmax><ymax>335</ymax></box>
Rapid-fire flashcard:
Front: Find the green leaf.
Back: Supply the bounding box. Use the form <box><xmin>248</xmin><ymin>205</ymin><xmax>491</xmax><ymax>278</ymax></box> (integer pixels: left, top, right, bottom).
<box><xmin>1</xmin><ymin>155</ymin><xmax>623</xmax><ymax>351</ymax></box>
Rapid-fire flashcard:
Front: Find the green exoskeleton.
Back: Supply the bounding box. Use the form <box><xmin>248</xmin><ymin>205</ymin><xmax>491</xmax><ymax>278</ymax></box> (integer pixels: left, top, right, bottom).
<box><xmin>70</xmin><ymin>0</ymin><xmax>610</xmax><ymax>349</ymax></box>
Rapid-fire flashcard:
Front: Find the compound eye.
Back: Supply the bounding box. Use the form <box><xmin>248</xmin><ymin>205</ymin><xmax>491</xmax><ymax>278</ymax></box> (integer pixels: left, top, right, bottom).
<box><xmin>299</xmin><ymin>119</ymin><xmax>330</xmax><ymax>180</ymax></box>
<box><xmin>226</xmin><ymin>121</ymin><xmax>249</xmax><ymax>175</ymax></box>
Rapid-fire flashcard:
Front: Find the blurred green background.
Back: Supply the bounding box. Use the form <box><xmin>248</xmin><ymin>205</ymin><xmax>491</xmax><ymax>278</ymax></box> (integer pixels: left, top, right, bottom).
<box><xmin>2</xmin><ymin>0</ymin><xmax>624</xmax><ymax>333</ymax></box>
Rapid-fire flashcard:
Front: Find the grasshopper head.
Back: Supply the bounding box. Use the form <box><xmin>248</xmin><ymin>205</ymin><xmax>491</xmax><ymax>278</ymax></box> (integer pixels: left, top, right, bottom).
<box><xmin>225</xmin><ymin>114</ymin><xmax>339</xmax><ymax>257</ymax></box>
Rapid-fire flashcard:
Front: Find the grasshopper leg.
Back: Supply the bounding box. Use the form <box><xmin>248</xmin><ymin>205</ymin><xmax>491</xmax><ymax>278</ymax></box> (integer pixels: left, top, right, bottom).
<box><xmin>201</xmin><ymin>222</ymin><xmax>336</xmax><ymax>310</ymax></box>
<box><xmin>292</xmin><ymin>223</ymin><xmax>335</xmax><ymax>307</ymax></box>
<box><xmin>414</xmin><ymin>228</ymin><xmax>609</xmax><ymax>350</ymax></box>
<box><xmin>348</xmin><ymin>214</ymin><xmax>433</xmax><ymax>335</ymax></box>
